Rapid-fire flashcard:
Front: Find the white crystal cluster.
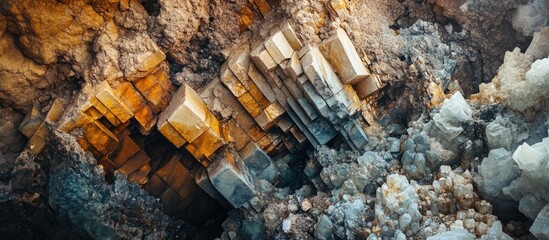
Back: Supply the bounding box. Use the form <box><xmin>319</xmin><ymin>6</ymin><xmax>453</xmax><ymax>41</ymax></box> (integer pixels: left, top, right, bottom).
<box><xmin>479</xmin><ymin>47</ymin><xmax>549</xmax><ymax>112</ymax></box>
<box><xmin>512</xmin><ymin>0</ymin><xmax>549</xmax><ymax>36</ymax></box>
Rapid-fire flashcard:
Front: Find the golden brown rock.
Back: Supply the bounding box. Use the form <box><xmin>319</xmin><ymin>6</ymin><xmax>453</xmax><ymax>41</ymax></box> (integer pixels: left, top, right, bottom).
<box><xmin>18</xmin><ymin>106</ymin><xmax>43</xmax><ymax>138</ymax></box>
<box><xmin>145</xmin><ymin>174</ymin><xmax>169</xmax><ymax>197</ymax></box>
<box><xmin>45</xmin><ymin>98</ymin><xmax>66</xmax><ymax>123</ymax></box>
<box><xmin>109</xmin><ymin>135</ymin><xmax>140</xmax><ymax>167</ymax></box>
<box><xmin>28</xmin><ymin>122</ymin><xmax>49</xmax><ymax>156</ymax></box>
<box><xmin>118</xmin><ymin>150</ymin><xmax>150</xmax><ymax>176</ymax></box>
<box><xmin>83</xmin><ymin>119</ymin><xmax>118</xmax><ymax>155</ymax></box>
<box><xmin>95</xmin><ymin>84</ymin><xmax>134</xmax><ymax>123</ymax></box>
<box><xmin>238</xmin><ymin>92</ymin><xmax>262</xmax><ymax>118</ymax></box>
<box><xmin>220</xmin><ymin>63</ymin><xmax>247</xmax><ymax>98</ymax></box>
<box><xmin>90</xmin><ymin>96</ymin><xmax>122</xmax><ymax>126</ymax></box>
<box><xmin>114</xmin><ymin>82</ymin><xmax>147</xmax><ymax>113</ymax></box>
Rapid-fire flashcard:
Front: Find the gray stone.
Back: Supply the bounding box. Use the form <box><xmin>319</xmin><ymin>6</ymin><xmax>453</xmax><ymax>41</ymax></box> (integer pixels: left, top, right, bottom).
<box><xmin>530</xmin><ymin>204</ymin><xmax>549</xmax><ymax>239</ymax></box>
<box><xmin>301</xmin><ymin>46</ymin><xmax>343</xmax><ymax>100</ymax></box>
<box><xmin>315</xmin><ymin>215</ymin><xmax>335</xmax><ymax>240</ymax></box>
<box><xmin>426</xmin><ymin>229</ymin><xmax>475</xmax><ymax>240</ymax></box>
<box><xmin>258</xmin><ymin>163</ymin><xmax>280</xmax><ymax>183</ymax></box>
<box><xmin>207</xmin><ymin>148</ymin><xmax>256</xmax><ymax>208</ymax></box>
<box><xmin>308</xmin><ymin>117</ymin><xmax>338</xmax><ymax>145</ymax></box>
<box><xmin>297</xmin><ymin>97</ymin><xmax>319</xmax><ymax>121</ymax></box>
<box><xmin>343</xmin><ymin>119</ymin><xmax>368</xmax><ymax>150</ymax></box>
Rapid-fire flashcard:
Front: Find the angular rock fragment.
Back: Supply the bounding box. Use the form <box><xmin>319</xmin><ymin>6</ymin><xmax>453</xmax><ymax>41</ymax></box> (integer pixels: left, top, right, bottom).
<box><xmin>264</xmin><ymin>31</ymin><xmax>294</xmax><ymax>64</ymax></box>
<box><xmin>250</xmin><ymin>45</ymin><xmax>277</xmax><ymax>73</ymax></box>
<box><xmin>18</xmin><ymin>106</ymin><xmax>43</xmax><ymax>138</ymax></box>
<box><xmin>194</xmin><ymin>167</ymin><xmax>232</xmax><ymax>209</ymax></box>
<box><xmin>95</xmin><ymin>83</ymin><xmax>134</xmax><ymax>124</ymax></box>
<box><xmin>207</xmin><ymin>147</ymin><xmax>256</xmax><ymax>208</ymax></box>
<box><xmin>280</xmin><ymin>22</ymin><xmax>303</xmax><ymax>50</ymax></box>
<box><xmin>319</xmin><ymin>27</ymin><xmax>370</xmax><ymax>85</ymax></box>
<box><xmin>159</xmin><ymin>84</ymin><xmax>209</xmax><ymax>143</ymax></box>
<box><xmin>118</xmin><ymin>150</ymin><xmax>150</xmax><ymax>176</ymax></box>
<box><xmin>220</xmin><ymin>64</ymin><xmax>247</xmax><ymax>98</ymax></box>
<box><xmin>301</xmin><ymin>46</ymin><xmax>343</xmax><ymax>99</ymax></box>
<box><xmin>248</xmin><ymin>64</ymin><xmax>277</xmax><ymax>103</ymax></box>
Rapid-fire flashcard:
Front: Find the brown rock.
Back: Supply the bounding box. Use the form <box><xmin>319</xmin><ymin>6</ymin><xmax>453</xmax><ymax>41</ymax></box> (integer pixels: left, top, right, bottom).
<box><xmin>280</xmin><ymin>22</ymin><xmax>303</xmax><ymax>50</ymax></box>
<box><xmin>186</xmin><ymin>113</ymin><xmax>227</xmax><ymax>161</ymax></box>
<box><xmin>354</xmin><ymin>75</ymin><xmax>380</xmax><ymax>98</ymax></box>
<box><xmin>83</xmin><ymin>119</ymin><xmax>118</xmax><ymax>155</ymax></box>
<box><xmin>28</xmin><ymin>122</ymin><xmax>49</xmax><ymax>156</ymax></box>
<box><xmin>248</xmin><ymin>64</ymin><xmax>277</xmax><ymax>103</ymax></box>
<box><xmin>220</xmin><ymin>63</ymin><xmax>247</xmax><ymax>98</ymax></box>
<box><xmin>134</xmin><ymin>105</ymin><xmax>157</xmax><ymax>135</ymax></box>
<box><xmin>109</xmin><ymin>135</ymin><xmax>140</xmax><ymax>167</ymax></box>
<box><xmin>95</xmin><ymin>84</ymin><xmax>134</xmax><ymax>123</ymax></box>
<box><xmin>118</xmin><ymin>150</ymin><xmax>150</xmax><ymax>176</ymax></box>
<box><xmin>114</xmin><ymin>82</ymin><xmax>147</xmax><ymax>113</ymax></box>
<box><xmin>157</xmin><ymin>112</ymin><xmax>187</xmax><ymax>148</ymax></box>
<box><xmin>156</xmin><ymin>155</ymin><xmax>193</xmax><ymax>192</ymax></box>
<box><xmin>127</xmin><ymin>163</ymin><xmax>151</xmax><ymax>185</ymax></box>
<box><xmin>90</xmin><ymin>96</ymin><xmax>122</xmax><ymax>126</ymax></box>
<box><xmin>238</xmin><ymin>92</ymin><xmax>263</xmax><ymax>118</ymax></box>
<box><xmin>145</xmin><ymin>174</ymin><xmax>169</xmax><ymax>197</ymax></box>
<box><xmin>18</xmin><ymin>107</ymin><xmax>43</xmax><ymax>138</ymax></box>
<box><xmin>248</xmin><ymin>81</ymin><xmax>270</xmax><ymax>109</ymax></box>
<box><xmin>152</xmin><ymin>69</ymin><xmax>174</xmax><ymax>92</ymax></box>
<box><xmin>227</xmin><ymin>120</ymin><xmax>251</xmax><ymax>151</ymax></box>
<box><xmin>45</xmin><ymin>98</ymin><xmax>66</xmax><ymax>123</ymax></box>
<box><xmin>141</xmin><ymin>84</ymin><xmax>171</xmax><ymax>113</ymax></box>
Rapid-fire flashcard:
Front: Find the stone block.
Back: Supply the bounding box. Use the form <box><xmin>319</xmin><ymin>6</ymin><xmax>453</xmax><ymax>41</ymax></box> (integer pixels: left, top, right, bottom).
<box><xmin>258</xmin><ymin>162</ymin><xmax>280</xmax><ymax>183</ymax></box>
<box><xmin>266</xmin><ymin>71</ymin><xmax>284</xmax><ymax>88</ymax></box>
<box><xmin>83</xmin><ymin>105</ymin><xmax>103</xmax><ymax>120</ymax></box>
<box><xmin>145</xmin><ymin>174</ymin><xmax>169</xmax><ymax>197</ymax></box>
<box><xmin>194</xmin><ymin>167</ymin><xmax>232</xmax><ymax>209</ymax></box>
<box><xmin>45</xmin><ymin>98</ymin><xmax>66</xmax><ymax>123</ymax></box>
<box><xmin>281</xmin><ymin>52</ymin><xmax>303</xmax><ymax>80</ymax></box>
<box><xmin>158</xmin><ymin>112</ymin><xmax>187</xmax><ymax>148</ymax></box>
<box><xmin>302</xmin><ymin>81</ymin><xmax>329</xmax><ymax>116</ymax></box>
<box><xmin>96</xmin><ymin>84</ymin><xmax>134</xmax><ymax>123</ymax></box>
<box><xmin>276</xmin><ymin>115</ymin><xmax>294</xmax><ymax>133</ymax></box>
<box><xmin>109</xmin><ymin>134</ymin><xmax>140</xmax><ymax>167</ymax></box>
<box><xmin>248</xmin><ymin>64</ymin><xmax>277</xmax><ymax>103</ymax></box>
<box><xmin>240</xmin><ymin>142</ymin><xmax>273</xmax><ymax>176</ymax></box>
<box><xmin>327</xmin><ymin>0</ymin><xmax>348</xmax><ymax>17</ymax></box>
<box><xmin>280</xmin><ymin>22</ymin><xmax>303</xmax><ymax>50</ymax></box>
<box><xmin>530</xmin><ymin>204</ymin><xmax>549</xmax><ymax>239</ymax></box>
<box><xmin>275</xmin><ymin>67</ymin><xmax>289</xmax><ymax>80</ymax></box>
<box><xmin>254</xmin><ymin>110</ymin><xmax>275</xmax><ymax>131</ymax></box>
<box><xmin>98</xmin><ymin>157</ymin><xmax>117</xmax><ymax>173</ymax></box>
<box><xmin>290</xmin><ymin>126</ymin><xmax>308</xmax><ymax>145</ymax></box>
<box><xmin>90</xmin><ymin>96</ymin><xmax>122</xmax><ymax>126</ymax></box>
<box><xmin>83</xmin><ymin>120</ymin><xmax>118</xmax><ymax>154</ymax></box>
<box><xmin>128</xmin><ymin>163</ymin><xmax>151</xmax><ymax>185</ymax></box>
<box><xmin>18</xmin><ymin>106</ymin><xmax>44</xmax><ymax>138</ymax></box>
<box><xmin>239</xmin><ymin>6</ymin><xmax>255</xmax><ymax>31</ymax></box>
<box><xmin>186</xmin><ymin>114</ymin><xmax>227</xmax><ymax>161</ymax></box>
<box><xmin>248</xmin><ymin>81</ymin><xmax>270</xmax><ymax>108</ymax></box>
<box><xmin>298</xmin><ymin>43</ymin><xmax>312</xmax><ymax>59</ymax></box>
<box><xmin>301</xmin><ymin>46</ymin><xmax>343</xmax><ymax>99</ymax></box>
<box><xmin>141</xmin><ymin>84</ymin><xmax>171</xmax><ymax>113</ymax></box>
<box><xmin>133</xmin><ymin>75</ymin><xmax>157</xmax><ymax>95</ymax></box>
<box><xmin>343</xmin><ymin>84</ymin><xmax>361</xmax><ymax>115</ymax></box>
<box><xmin>134</xmin><ymin>106</ymin><xmax>157</xmax><ymax>134</ymax></box>
<box><xmin>250</xmin><ymin>0</ymin><xmax>271</xmax><ymax>16</ymax></box>
<box><xmin>220</xmin><ymin>63</ymin><xmax>247</xmax><ymax>98</ymax></box>
<box><xmin>118</xmin><ymin>150</ymin><xmax>150</xmax><ymax>176</ymax></box>
<box><xmin>156</xmin><ymin>153</ymin><xmax>193</xmax><ymax>191</ymax></box>
<box><xmin>297</xmin><ymin>97</ymin><xmax>318</xmax><ymax>121</ymax></box>
<box><xmin>264</xmin><ymin>31</ymin><xmax>294</xmax><ymax>64</ymax></box>
<box><xmin>136</xmin><ymin>50</ymin><xmax>166</xmax><ymax>76</ymax></box>
<box><xmin>319</xmin><ymin>27</ymin><xmax>369</xmax><ymax>85</ymax></box>
<box><xmin>28</xmin><ymin>122</ymin><xmax>49</xmax><ymax>156</ymax></box>
<box><xmin>284</xmin><ymin>77</ymin><xmax>304</xmax><ymax>100</ymax></box>
<box><xmin>287</xmin><ymin>98</ymin><xmax>319</xmax><ymax>147</ymax></box>
<box><xmin>344</xmin><ymin>119</ymin><xmax>368</xmax><ymax>150</ymax></box>
<box><xmin>257</xmin><ymin>136</ymin><xmax>272</xmax><ymax>150</ymax></box>
<box><xmin>238</xmin><ymin>92</ymin><xmax>262</xmax><ymax>118</ymax></box>
<box><xmin>308</xmin><ymin>117</ymin><xmax>337</xmax><ymax>145</ymax></box>
<box><xmin>153</xmin><ymin>69</ymin><xmax>174</xmax><ymax>92</ymax></box>
<box><xmin>162</xmin><ymin>84</ymin><xmax>209</xmax><ymax>143</ymax></box>
<box><xmin>250</xmin><ymin>45</ymin><xmax>277</xmax><ymax>73</ymax></box>
<box><xmin>228</xmin><ymin>43</ymin><xmax>252</xmax><ymax>88</ymax></box>
<box><xmin>59</xmin><ymin>111</ymin><xmax>93</xmax><ymax>133</ymax></box>
<box><xmin>227</xmin><ymin>120</ymin><xmax>251</xmax><ymax>151</ymax></box>
<box><xmin>354</xmin><ymin>75</ymin><xmax>380</xmax><ymax>98</ymax></box>
<box><xmin>207</xmin><ymin>147</ymin><xmax>256</xmax><ymax>208</ymax></box>
<box><xmin>76</xmin><ymin>138</ymin><xmax>103</xmax><ymax>159</ymax></box>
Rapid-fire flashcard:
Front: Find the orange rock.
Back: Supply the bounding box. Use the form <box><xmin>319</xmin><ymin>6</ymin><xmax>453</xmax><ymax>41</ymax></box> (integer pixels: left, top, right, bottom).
<box><xmin>128</xmin><ymin>163</ymin><xmax>151</xmax><ymax>185</ymax></box>
<box><xmin>114</xmin><ymin>82</ymin><xmax>147</xmax><ymax>113</ymax></box>
<box><xmin>156</xmin><ymin>155</ymin><xmax>193</xmax><ymax>192</ymax></box>
<box><xmin>186</xmin><ymin>117</ymin><xmax>226</xmax><ymax>161</ymax></box>
<box><xmin>95</xmin><ymin>85</ymin><xmax>134</xmax><ymax>124</ymax></box>
<box><xmin>251</xmin><ymin>0</ymin><xmax>271</xmax><ymax>16</ymax></box>
<box><xmin>90</xmin><ymin>96</ymin><xmax>122</xmax><ymax>126</ymax></box>
<box><xmin>134</xmin><ymin>106</ymin><xmax>157</xmax><ymax>135</ymax></box>
<box><xmin>157</xmin><ymin>114</ymin><xmax>187</xmax><ymax>148</ymax></box>
<box><xmin>239</xmin><ymin>6</ymin><xmax>255</xmax><ymax>30</ymax></box>
<box><xmin>83</xmin><ymin>120</ymin><xmax>118</xmax><ymax>155</ymax></box>
<box><xmin>76</xmin><ymin>138</ymin><xmax>103</xmax><ymax>159</ymax></box>
<box><xmin>290</xmin><ymin>126</ymin><xmax>307</xmax><ymax>145</ymax></box>
<box><xmin>152</xmin><ymin>69</ymin><xmax>174</xmax><ymax>92</ymax></box>
<box><xmin>248</xmin><ymin>81</ymin><xmax>270</xmax><ymax>109</ymax></box>
<box><xmin>59</xmin><ymin>111</ymin><xmax>93</xmax><ymax>133</ymax></box>
<box><xmin>109</xmin><ymin>134</ymin><xmax>140</xmax><ymax>167</ymax></box>
<box><xmin>220</xmin><ymin>63</ymin><xmax>247</xmax><ymax>98</ymax></box>
<box><xmin>118</xmin><ymin>150</ymin><xmax>150</xmax><ymax>176</ymax></box>
<box><xmin>257</xmin><ymin>135</ymin><xmax>272</xmax><ymax>150</ymax></box>
<box><xmin>238</xmin><ymin>92</ymin><xmax>262</xmax><ymax>118</ymax></box>
<box><xmin>227</xmin><ymin>120</ymin><xmax>251</xmax><ymax>151</ymax></box>
<box><xmin>133</xmin><ymin>75</ymin><xmax>157</xmax><ymax>94</ymax></box>
<box><xmin>135</xmin><ymin>51</ymin><xmax>166</xmax><ymax>78</ymax></box>
<box><xmin>142</xmin><ymin>84</ymin><xmax>171</xmax><ymax>112</ymax></box>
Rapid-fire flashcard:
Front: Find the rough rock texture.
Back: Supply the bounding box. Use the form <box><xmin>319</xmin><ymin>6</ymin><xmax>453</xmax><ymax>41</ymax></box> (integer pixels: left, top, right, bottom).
<box><xmin>1</xmin><ymin>0</ymin><xmax>548</xmax><ymax>239</ymax></box>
